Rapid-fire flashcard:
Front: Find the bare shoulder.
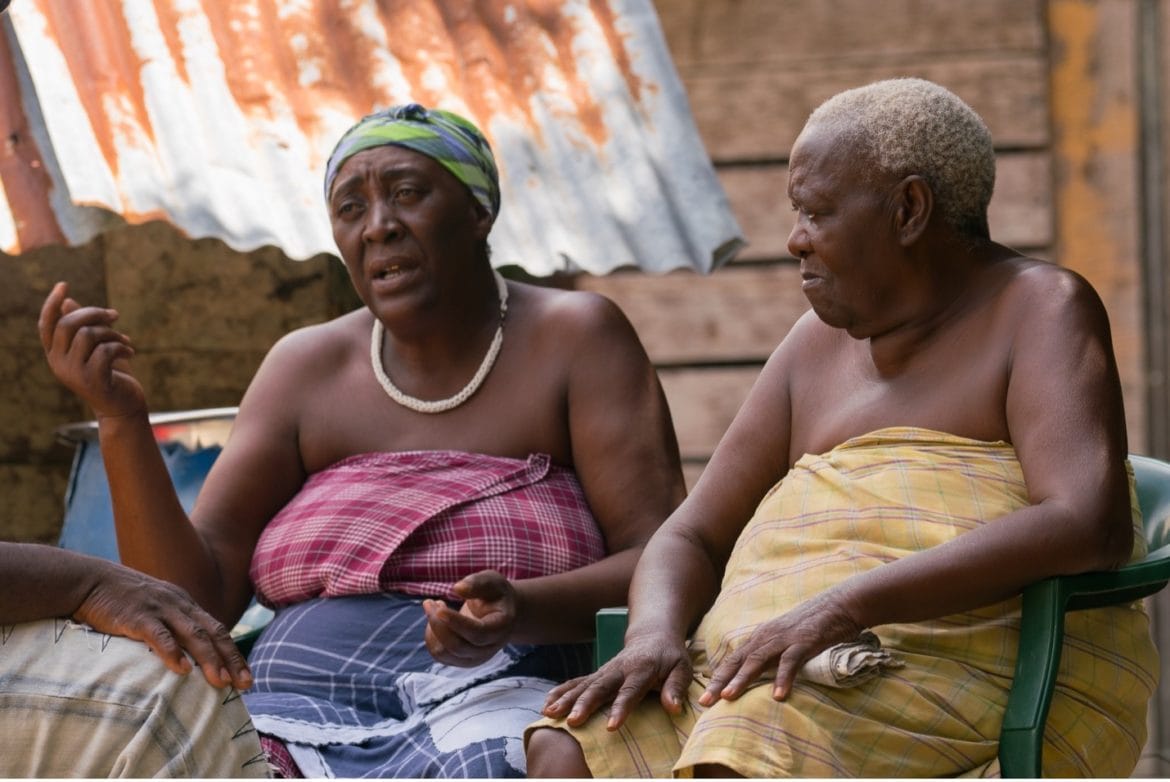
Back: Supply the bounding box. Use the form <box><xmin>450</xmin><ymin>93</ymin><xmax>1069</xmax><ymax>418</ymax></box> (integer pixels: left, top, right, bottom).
<box><xmin>246</xmin><ymin>309</ymin><xmax>369</xmax><ymax>400</ymax></box>
<box><xmin>772</xmin><ymin>306</ymin><xmax>845</xmax><ymax>367</ymax></box>
<box><xmin>510</xmin><ymin>282</ymin><xmax>645</xmax><ymax>358</ymax></box>
<box><xmin>514</xmin><ymin>282</ymin><xmax>633</xmax><ymax>334</ymax></box>
<box><xmin>997</xmin><ymin>256</ymin><xmax>1112</xmax><ymax>332</ymax></box>
<box><xmin>262</xmin><ymin>309</ymin><xmax>368</xmax><ymax>370</ymax></box>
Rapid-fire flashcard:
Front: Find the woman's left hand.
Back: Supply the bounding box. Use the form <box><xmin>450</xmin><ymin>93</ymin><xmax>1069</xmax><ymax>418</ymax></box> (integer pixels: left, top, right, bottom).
<box><xmin>699</xmin><ymin>590</ymin><xmax>863</xmax><ymax>705</ymax></box>
<box><xmin>423</xmin><ymin>570</ymin><xmax>517</xmax><ymax>667</ymax></box>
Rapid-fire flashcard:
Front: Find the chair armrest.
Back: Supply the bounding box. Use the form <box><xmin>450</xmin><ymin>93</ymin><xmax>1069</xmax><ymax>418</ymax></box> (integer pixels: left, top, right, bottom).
<box><xmin>595</xmin><ymin>606</ymin><xmax>629</xmax><ymax>669</ymax></box>
<box><xmin>232</xmin><ymin>626</ymin><xmax>264</xmax><ymax>660</ymax></box>
<box><xmin>999</xmin><ymin>552</ymin><xmax>1170</xmax><ymax>778</ymax></box>
<box><xmin>229</xmin><ymin>603</ymin><xmax>275</xmax><ymax>661</ymax></box>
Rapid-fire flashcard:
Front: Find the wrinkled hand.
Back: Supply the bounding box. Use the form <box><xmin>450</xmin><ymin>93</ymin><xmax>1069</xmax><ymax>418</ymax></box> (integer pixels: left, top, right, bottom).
<box><xmin>423</xmin><ymin>570</ymin><xmax>517</xmax><ymax>667</ymax></box>
<box><xmin>699</xmin><ymin>592</ymin><xmax>862</xmax><ymax>706</ymax></box>
<box><xmin>74</xmin><ymin>560</ymin><xmax>252</xmax><ymax>691</ymax></box>
<box><xmin>38</xmin><ymin>281</ymin><xmax>145</xmax><ymax>419</ymax></box>
<box><xmin>541</xmin><ymin>632</ymin><xmax>692</xmax><ymax>731</ymax></box>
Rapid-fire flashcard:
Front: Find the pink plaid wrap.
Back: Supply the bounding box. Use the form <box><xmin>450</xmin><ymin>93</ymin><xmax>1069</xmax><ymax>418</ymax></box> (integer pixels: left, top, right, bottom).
<box><xmin>249</xmin><ymin>450</ymin><xmax>606</xmax><ymax>607</ymax></box>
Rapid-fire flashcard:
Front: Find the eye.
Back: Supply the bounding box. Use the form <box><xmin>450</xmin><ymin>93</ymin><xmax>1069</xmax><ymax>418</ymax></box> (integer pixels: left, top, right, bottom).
<box><xmin>393</xmin><ymin>185</ymin><xmax>423</xmax><ymax>203</ymax></box>
<box><xmin>790</xmin><ymin>203</ymin><xmax>817</xmax><ymax>222</ymax></box>
<box><xmin>334</xmin><ymin>199</ymin><xmax>364</xmax><ymax>220</ymax></box>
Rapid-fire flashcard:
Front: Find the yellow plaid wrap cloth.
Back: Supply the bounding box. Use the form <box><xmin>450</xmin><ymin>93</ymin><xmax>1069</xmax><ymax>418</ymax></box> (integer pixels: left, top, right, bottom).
<box><xmin>529</xmin><ymin>427</ymin><xmax>1159</xmax><ymax>777</ymax></box>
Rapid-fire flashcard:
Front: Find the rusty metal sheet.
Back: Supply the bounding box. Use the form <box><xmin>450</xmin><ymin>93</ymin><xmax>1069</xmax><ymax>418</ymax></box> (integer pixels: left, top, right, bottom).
<box><xmin>0</xmin><ymin>0</ymin><xmax>742</xmax><ymax>275</ymax></box>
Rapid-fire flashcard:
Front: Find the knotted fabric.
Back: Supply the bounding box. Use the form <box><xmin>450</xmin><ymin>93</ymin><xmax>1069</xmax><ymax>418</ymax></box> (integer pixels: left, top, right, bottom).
<box><xmin>323</xmin><ymin>103</ymin><xmax>500</xmax><ymax>219</ymax></box>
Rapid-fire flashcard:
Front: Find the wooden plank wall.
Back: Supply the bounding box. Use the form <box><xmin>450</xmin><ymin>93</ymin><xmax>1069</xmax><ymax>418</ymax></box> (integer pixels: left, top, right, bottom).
<box><xmin>577</xmin><ymin>0</ymin><xmax>1056</xmax><ymax>488</ymax></box>
<box><xmin>1151</xmin><ymin>1</ymin><xmax>1170</xmax><ymax>771</ymax></box>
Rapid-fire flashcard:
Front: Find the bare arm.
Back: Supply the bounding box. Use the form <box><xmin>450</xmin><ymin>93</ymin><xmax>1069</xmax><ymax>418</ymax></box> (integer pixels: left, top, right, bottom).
<box><xmin>625</xmin><ymin>338</ymin><xmax>798</xmax><ymax>643</ymax></box>
<box><xmin>423</xmin><ymin>293</ymin><xmax>687</xmax><ymax>663</ymax></box>
<box><xmin>0</xmin><ymin>542</ymin><xmax>252</xmax><ymax>689</ymax></box>
<box><xmin>39</xmin><ymin>282</ymin><xmax>308</xmax><ymax>624</ymax></box>
<box><xmin>38</xmin><ymin>282</ymin><xmax>211</xmax><ymax>595</ymax></box>
<box><xmin>541</xmin><ymin>324</ymin><xmax>802</xmax><ymax>726</ymax></box>
<box><xmin>513</xmin><ymin>293</ymin><xmax>687</xmax><ymax>639</ymax></box>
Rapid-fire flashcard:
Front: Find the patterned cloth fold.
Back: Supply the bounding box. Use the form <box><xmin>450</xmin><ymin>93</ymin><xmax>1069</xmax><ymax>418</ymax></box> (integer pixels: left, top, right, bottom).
<box><xmin>250</xmin><ymin>450</ymin><xmax>605</xmax><ymax>606</ymax></box>
<box><xmin>0</xmin><ymin>620</ymin><xmax>267</xmax><ymax>778</ymax></box>
<box><xmin>797</xmin><ymin>630</ymin><xmax>903</xmax><ymax>688</ymax></box>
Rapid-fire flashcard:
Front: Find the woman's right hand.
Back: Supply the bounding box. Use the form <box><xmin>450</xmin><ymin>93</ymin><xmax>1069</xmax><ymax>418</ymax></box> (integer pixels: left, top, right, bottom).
<box><xmin>540</xmin><ymin>632</ymin><xmax>693</xmax><ymax>731</ymax></box>
<box><xmin>38</xmin><ymin>281</ymin><xmax>146</xmax><ymax>419</ymax></box>
<box><xmin>74</xmin><ymin>558</ymin><xmax>253</xmax><ymax>691</ymax></box>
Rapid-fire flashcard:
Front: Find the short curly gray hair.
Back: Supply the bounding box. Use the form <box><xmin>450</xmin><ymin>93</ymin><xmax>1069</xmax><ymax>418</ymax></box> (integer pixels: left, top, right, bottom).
<box><xmin>804</xmin><ymin>78</ymin><xmax>996</xmax><ymax>238</ymax></box>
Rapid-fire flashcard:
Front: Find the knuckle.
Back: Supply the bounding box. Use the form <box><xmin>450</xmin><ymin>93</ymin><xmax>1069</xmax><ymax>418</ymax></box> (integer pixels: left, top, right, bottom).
<box><xmin>188</xmin><ymin>625</ymin><xmax>213</xmax><ymax>642</ymax></box>
<box><xmin>745</xmin><ymin>648</ymin><xmax>772</xmax><ymax>664</ymax></box>
<box><xmin>616</xmin><ymin>682</ymin><xmax>644</xmax><ymax>698</ymax></box>
<box><xmin>205</xmin><ymin>620</ymin><xmax>231</xmax><ymax>639</ymax></box>
<box><xmin>151</xmin><ymin>623</ymin><xmax>175</xmax><ymax>643</ymax></box>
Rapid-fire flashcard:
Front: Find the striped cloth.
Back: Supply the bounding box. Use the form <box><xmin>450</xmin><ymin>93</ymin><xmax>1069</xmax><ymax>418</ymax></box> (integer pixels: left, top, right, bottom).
<box><xmin>0</xmin><ymin>619</ymin><xmax>267</xmax><ymax>778</ymax></box>
<box><xmin>532</xmin><ymin>427</ymin><xmax>1159</xmax><ymax>777</ymax></box>
<box><xmin>244</xmin><ymin>594</ymin><xmax>592</xmax><ymax>778</ymax></box>
<box><xmin>244</xmin><ymin>449</ymin><xmax>605</xmax><ymax>777</ymax></box>
<box><xmin>250</xmin><ymin>450</ymin><xmax>606</xmax><ymax>606</ymax></box>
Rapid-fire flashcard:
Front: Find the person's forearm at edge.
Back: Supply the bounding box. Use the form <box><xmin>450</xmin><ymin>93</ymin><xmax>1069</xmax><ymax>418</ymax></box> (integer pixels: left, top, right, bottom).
<box><xmin>0</xmin><ymin>543</ymin><xmax>125</xmax><ymax>623</ymax></box>
<box><xmin>97</xmin><ymin>412</ymin><xmax>225</xmax><ymax>614</ymax></box>
<box><xmin>623</xmin><ymin>519</ymin><xmax>724</xmax><ymax>645</ymax></box>
<box><xmin>834</xmin><ymin>496</ymin><xmax>1132</xmax><ymax>635</ymax></box>
<box><xmin>504</xmin><ymin>546</ymin><xmax>646</xmax><ymax>644</ymax></box>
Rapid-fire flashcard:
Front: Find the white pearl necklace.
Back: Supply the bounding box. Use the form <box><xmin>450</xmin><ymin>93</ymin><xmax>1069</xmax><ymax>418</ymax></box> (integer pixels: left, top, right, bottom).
<box><xmin>370</xmin><ymin>271</ymin><xmax>508</xmax><ymax>414</ymax></box>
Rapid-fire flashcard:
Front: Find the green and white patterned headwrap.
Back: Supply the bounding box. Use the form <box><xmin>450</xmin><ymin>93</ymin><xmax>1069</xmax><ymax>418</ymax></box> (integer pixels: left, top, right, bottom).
<box><xmin>324</xmin><ymin>104</ymin><xmax>501</xmax><ymax>220</ymax></box>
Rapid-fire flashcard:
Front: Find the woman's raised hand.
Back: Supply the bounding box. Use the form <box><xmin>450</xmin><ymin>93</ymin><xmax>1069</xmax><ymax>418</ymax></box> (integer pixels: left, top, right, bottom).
<box><xmin>38</xmin><ymin>281</ymin><xmax>145</xmax><ymax>419</ymax></box>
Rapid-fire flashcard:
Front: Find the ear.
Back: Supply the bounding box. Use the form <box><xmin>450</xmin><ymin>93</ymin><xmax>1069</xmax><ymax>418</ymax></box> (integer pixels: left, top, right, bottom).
<box><xmin>893</xmin><ymin>175</ymin><xmax>933</xmax><ymax>246</ymax></box>
<box><xmin>470</xmin><ymin>202</ymin><xmax>494</xmax><ymax>241</ymax></box>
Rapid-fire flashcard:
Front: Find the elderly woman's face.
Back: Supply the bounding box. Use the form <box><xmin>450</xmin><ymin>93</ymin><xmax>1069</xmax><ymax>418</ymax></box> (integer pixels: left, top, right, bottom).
<box><xmin>328</xmin><ymin>144</ymin><xmax>492</xmax><ymax>310</ymax></box>
<box><xmin>786</xmin><ymin>124</ymin><xmax>906</xmax><ymax>337</ymax></box>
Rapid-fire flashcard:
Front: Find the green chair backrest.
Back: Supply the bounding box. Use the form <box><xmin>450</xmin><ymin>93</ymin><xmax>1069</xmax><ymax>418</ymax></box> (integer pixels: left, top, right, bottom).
<box><xmin>1132</xmin><ymin>454</ymin><xmax>1170</xmax><ymax>550</ymax></box>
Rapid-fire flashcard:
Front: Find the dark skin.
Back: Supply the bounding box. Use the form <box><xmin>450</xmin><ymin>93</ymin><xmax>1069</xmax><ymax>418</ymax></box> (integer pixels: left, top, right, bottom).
<box><xmin>38</xmin><ymin>143</ymin><xmax>685</xmax><ymax>668</ymax></box>
<box><xmin>0</xmin><ymin>542</ymin><xmax>251</xmax><ymax>689</ymax></box>
<box><xmin>528</xmin><ymin>121</ymin><xmax>1134</xmax><ymax>778</ymax></box>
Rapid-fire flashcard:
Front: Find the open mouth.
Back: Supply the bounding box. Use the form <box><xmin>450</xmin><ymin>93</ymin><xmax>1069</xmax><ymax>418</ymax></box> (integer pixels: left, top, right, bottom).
<box><xmin>371</xmin><ymin>261</ymin><xmax>413</xmax><ymax>282</ymax></box>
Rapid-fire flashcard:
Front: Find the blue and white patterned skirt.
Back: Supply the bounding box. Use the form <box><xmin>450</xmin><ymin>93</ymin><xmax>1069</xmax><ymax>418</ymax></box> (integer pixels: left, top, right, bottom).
<box><xmin>242</xmin><ymin>592</ymin><xmax>591</xmax><ymax>778</ymax></box>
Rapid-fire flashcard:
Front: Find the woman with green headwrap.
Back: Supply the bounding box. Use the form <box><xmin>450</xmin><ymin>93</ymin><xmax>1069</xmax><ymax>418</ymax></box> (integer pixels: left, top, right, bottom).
<box><xmin>39</xmin><ymin>104</ymin><xmax>685</xmax><ymax>777</ymax></box>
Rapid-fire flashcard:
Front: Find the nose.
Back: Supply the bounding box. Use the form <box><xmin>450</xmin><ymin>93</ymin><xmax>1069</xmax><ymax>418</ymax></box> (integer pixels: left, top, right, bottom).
<box><xmin>361</xmin><ymin>197</ymin><xmax>401</xmax><ymax>243</ymax></box>
<box><xmin>787</xmin><ymin>219</ymin><xmax>810</xmax><ymax>260</ymax></box>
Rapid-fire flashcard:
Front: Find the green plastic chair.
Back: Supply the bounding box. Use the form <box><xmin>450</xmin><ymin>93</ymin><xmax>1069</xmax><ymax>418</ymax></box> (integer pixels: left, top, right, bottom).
<box><xmin>594</xmin><ymin>454</ymin><xmax>1170</xmax><ymax>778</ymax></box>
<box><xmin>999</xmin><ymin>453</ymin><xmax>1170</xmax><ymax>776</ymax></box>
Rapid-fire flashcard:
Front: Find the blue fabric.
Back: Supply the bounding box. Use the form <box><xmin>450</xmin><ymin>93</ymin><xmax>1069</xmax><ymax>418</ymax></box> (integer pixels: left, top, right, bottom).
<box><xmin>242</xmin><ymin>593</ymin><xmax>590</xmax><ymax>778</ymax></box>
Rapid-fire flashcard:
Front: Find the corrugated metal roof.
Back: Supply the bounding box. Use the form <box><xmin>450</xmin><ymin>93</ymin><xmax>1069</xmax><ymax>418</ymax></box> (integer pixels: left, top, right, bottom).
<box><xmin>0</xmin><ymin>0</ymin><xmax>742</xmax><ymax>275</ymax></box>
